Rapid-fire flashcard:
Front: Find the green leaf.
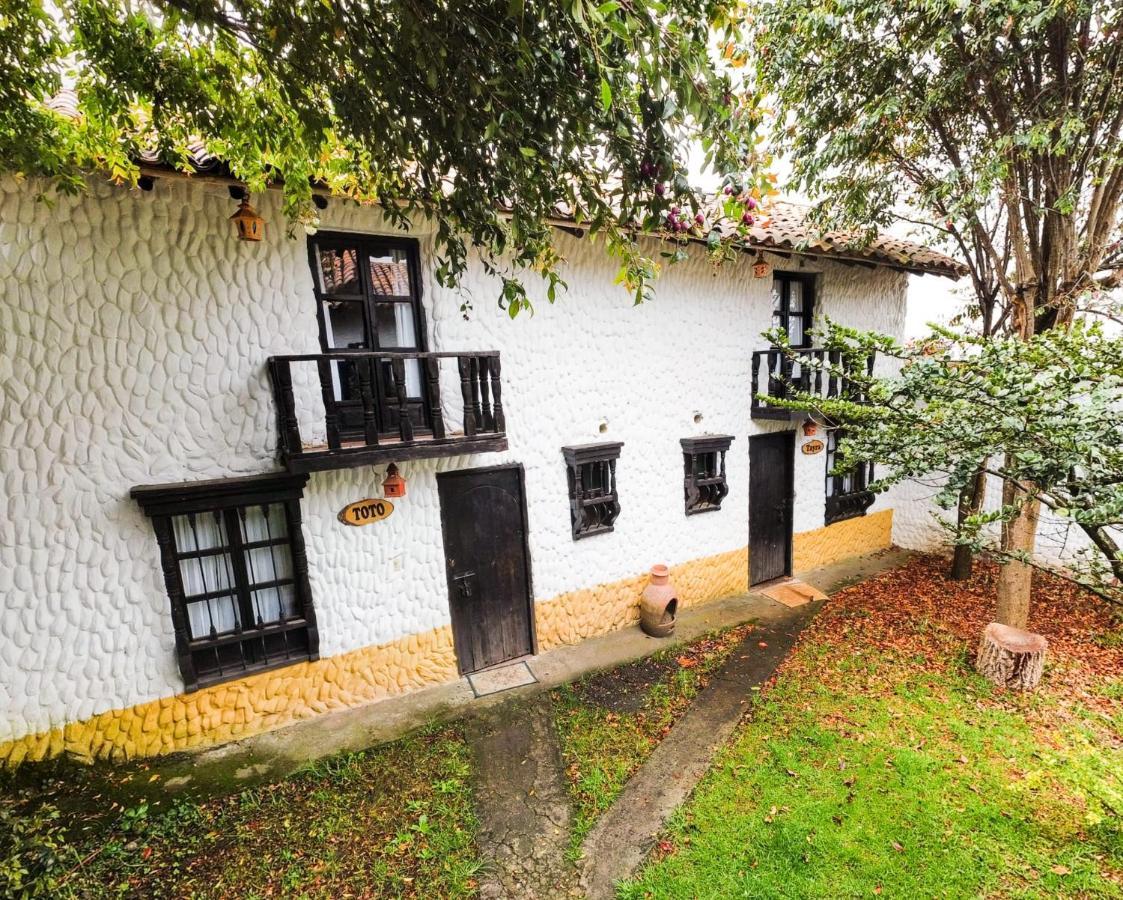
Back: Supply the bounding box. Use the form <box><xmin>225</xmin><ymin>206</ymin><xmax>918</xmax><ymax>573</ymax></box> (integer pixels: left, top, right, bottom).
<box><xmin>599</xmin><ymin>77</ymin><xmax>613</xmax><ymax>110</ymax></box>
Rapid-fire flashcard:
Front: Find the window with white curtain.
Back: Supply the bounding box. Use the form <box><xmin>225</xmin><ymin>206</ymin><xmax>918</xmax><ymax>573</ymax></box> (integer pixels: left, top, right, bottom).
<box><xmin>133</xmin><ymin>473</ymin><xmax>319</xmax><ymax>691</ymax></box>
<box><xmin>308</xmin><ymin>234</ymin><xmax>429</xmax><ymax>436</ymax></box>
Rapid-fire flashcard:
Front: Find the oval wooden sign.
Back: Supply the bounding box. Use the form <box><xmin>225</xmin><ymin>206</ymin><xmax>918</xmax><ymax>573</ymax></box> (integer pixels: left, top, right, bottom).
<box><xmin>338</xmin><ymin>498</ymin><xmax>395</xmax><ymax>526</ymax></box>
<box><xmin>801</xmin><ymin>439</ymin><xmax>825</xmax><ymax>456</ymax></box>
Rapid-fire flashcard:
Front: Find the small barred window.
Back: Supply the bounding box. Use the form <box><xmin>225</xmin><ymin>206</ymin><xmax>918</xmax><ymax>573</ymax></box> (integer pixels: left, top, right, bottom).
<box><xmin>825</xmin><ymin>429</ymin><xmax>875</xmax><ymax>525</ymax></box>
<box><xmin>562</xmin><ymin>442</ymin><xmax>623</xmax><ymax>540</ymax></box>
<box><xmin>681</xmin><ymin>435</ymin><xmax>734</xmax><ymax>515</ymax></box>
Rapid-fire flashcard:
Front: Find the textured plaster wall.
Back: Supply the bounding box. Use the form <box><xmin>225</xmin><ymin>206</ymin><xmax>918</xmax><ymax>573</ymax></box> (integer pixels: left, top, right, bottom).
<box><xmin>890</xmin><ymin>474</ymin><xmax>1115</xmax><ymax>571</ymax></box>
<box><xmin>0</xmin><ymin>175</ymin><xmax>908</xmax><ymax>753</ymax></box>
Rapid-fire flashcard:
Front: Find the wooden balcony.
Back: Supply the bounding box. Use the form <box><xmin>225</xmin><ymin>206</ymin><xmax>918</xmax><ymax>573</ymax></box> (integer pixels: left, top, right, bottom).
<box><xmin>268</xmin><ymin>351</ymin><xmax>507</xmax><ymax>473</ymax></box>
<box><xmin>751</xmin><ymin>347</ymin><xmax>874</xmax><ymax>420</ymax></box>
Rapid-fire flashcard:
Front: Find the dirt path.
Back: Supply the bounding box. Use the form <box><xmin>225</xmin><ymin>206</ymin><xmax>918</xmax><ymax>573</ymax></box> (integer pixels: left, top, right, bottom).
<box><xmin>466</xmin><ymin>593</ymin><xmax>825</xmax><ymax>899</ymax></box>
<box><xmin>577</xmin><ymin>602</ymin><xmax>818</xmax><ymax>898</ymax></box>
<box><xmin>467</xmin><ymin>697</ymin><xmax>582</xmax><ymax>899</ymax></box>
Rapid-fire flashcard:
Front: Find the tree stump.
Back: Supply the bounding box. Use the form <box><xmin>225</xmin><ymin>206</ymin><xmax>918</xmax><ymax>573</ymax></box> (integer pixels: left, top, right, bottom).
<box><xmin>975</xmin><ymin>622</ymin><xmax>1047</xmax><ymax>691</ymax></box>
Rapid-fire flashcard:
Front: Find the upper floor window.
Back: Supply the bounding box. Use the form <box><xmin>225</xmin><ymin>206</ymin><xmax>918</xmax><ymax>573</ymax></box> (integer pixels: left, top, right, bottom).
<box><xmin>132</xmin><ymin>474</ymin><xmax>319</xmax><ymax>691</ymax></box>
<box><xmin>772</xmin><ymin>272</ymin><xmax>816</xmax><ymax>348</ymax></box>
<box><xmin>825</xmin><ymin>429</ymin><xmax>875</xmax><ymax>525</ymax></box>
<box><xmin>308</xmin><ymin>234</ymin><xmax>428</xmax><ymax>436</ymax></box>
<box><xmin>563</xmin><ymin>442</ymin><xmax>623</xmax><ymax>540</ymax></box>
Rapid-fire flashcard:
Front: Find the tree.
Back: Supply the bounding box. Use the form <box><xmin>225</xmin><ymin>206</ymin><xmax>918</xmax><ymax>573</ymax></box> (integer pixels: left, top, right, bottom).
<box><xmin>771</xmin><ymin>320</ymin><xmax>1123</xmax><ymax>614</ymax></box>
<box><xmin>1</xmin><ymin>0</ymin><xmax>769</xmax><ymax>313</ymax></box>
<box><xmin>752</xmin><ymin>0</ymin><xmax>1123</xmax><ymax>624</ymax></box>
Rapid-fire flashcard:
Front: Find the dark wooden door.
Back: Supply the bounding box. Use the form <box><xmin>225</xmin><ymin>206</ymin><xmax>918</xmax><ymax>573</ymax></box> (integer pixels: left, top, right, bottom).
<box><xmin>437</xmin><ymin>465</ymin><xmax>536</xmax><ymax>674</ymax></box>
<box><xmin>750</xmin><ymin>432</ymin><xmax>794</xmax><ymax>585</ymax></box>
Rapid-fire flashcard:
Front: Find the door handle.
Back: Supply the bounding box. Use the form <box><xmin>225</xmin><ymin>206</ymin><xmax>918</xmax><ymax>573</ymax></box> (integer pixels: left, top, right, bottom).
<box><xmin>452</xmin><ymin>571</ymin><xmax>477</xmax><ymax>600</ymax></box>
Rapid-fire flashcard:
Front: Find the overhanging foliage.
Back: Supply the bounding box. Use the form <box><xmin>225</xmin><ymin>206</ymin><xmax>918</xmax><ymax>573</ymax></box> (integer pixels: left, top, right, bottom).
<box><xmin>1</xmin><ymin>0</ymin><xmax>770</xmax><ymax>312</ymax></box>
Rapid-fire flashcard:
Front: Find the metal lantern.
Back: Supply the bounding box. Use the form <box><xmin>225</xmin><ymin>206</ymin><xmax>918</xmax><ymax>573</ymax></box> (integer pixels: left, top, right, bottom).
<box><xmin>802</xmin><ymin>418</ymin><xmax>818</xmax><ymax>437</ymax></box>
<box><xmin>752</xmin><ymin>254</ymin><xmax>770</xmax><ymax>279</ymax></box>
<box><xmin>382</xmin><ymin>463</ymin><xmax>406</xmax><ymax>498</ymax></box>
<box><xmin>230</xmin><ymin>197</ymin><xmax>264</xmax><ymax>242</ymax></box>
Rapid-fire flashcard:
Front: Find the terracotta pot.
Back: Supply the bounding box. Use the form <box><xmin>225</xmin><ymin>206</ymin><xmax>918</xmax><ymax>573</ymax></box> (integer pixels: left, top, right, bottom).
<box><xmin>640</xmin><ymin>564</ymin><xmax>678</xmax><ymax>638</ymax></box>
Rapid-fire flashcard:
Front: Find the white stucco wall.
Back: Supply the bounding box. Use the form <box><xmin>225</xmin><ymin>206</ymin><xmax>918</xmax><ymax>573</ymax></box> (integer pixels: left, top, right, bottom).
<box><xmin>890</xmin><ymin>473</ymin><xmax>1115</xmax><ymax>573</ymax></box>
<box><xmin>0</xmin><ymin>175</ymin><xmax>909</xmax><ymax>743</ymax></box>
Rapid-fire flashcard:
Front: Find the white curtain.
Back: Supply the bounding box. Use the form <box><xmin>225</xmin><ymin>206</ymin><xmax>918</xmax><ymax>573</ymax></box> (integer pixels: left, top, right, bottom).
<box><xmin>387</xmin><ymin>303</ymin><xmax>422</xmax><ymax>396</ymax></box>
<box><xmin>173</xmin><ymin>505</ymin><xmax>296</xmax><ymax>640</ymax></box>
<box><xmin>174</xmin><ymin>512</ymin><xmax>239</xmax><ymax>639</ymax></box>
<box><xmin>237</xmin><ymin>504</ymin><xmax>297</xmax><ymax>625</ymax></box>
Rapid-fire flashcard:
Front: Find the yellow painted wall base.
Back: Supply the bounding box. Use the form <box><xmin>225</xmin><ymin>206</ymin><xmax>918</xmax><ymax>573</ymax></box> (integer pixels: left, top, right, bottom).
<box><xmin>0</xmin><ymin>512</ymin><xmax>892</xmax><ymax>767</ymax></box>
<box><xmin>794</xmin><ymin>509</ymin><xmax>893</xmax><ymax>572</ymax></box>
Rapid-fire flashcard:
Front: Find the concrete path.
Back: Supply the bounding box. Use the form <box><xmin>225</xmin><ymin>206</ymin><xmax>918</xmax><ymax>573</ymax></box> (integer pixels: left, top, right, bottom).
<box><xmin>577</xmin><ymin>603</ymin><xmax>819</xmax><ymax>898</ymax></box>
<box><xmin>122</xmin><ymin>548</ymin><xmax>911</xmax><ymax>804</ymax></box>
<box><xmin>468</xmin><ymin>698</ymin><xmax>581</xmax><ymax>899</ymax></box>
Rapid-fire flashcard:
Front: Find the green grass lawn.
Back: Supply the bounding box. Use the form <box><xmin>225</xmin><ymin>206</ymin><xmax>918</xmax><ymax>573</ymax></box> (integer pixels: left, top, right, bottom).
<box><xmin>551</xmin><ymin>623</ymin><xmax>756</xmax><ymax>849</ymax></box>
<box><xmin>1</xmin><ymin>725</ymin><xmax>482</xmax><ymax>898</ymax></box>
<box><xmin>621</xmin><ymin>557</ymin><xmax>1123</xmax><ymax>899</ymax></box>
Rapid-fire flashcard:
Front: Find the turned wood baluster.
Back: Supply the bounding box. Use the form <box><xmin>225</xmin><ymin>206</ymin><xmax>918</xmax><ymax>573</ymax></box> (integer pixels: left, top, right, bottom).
<box><xmin>813</xmin><ymin>349</ymin><xmax>824</xmax><ymax>397</ymax></box>
<box><xmin>317</xmin><ymin>358</ymin><xmax>341</xmax><ymax>450</ymax></box>
<box><xmin>477</xmin><ymin>357</ymin><xmax>494</xmax><ymax>432</ymax></box>
<box><xmin>356</xmin><ymin>357</ymin><xmax>379</xmax><ymax>446</ymax></box>
<box><xmin>827</xmin><ymin>349</ymin><xmax>840</xmax><ymax>398</ymax></box>
<box><xmin>469</xmin><ymin>357</ymin><xmax>482</xmax><ymax>430</ymax></box>
<box><xmin>489</xmin><ymin>356</ymin><xmax>505</xmax><ymax>433</ymax></box>
<box><xmin>424</xmin><ymin>356</ymin><xmax>446</xmax><ymax>439</ymax></box>
<box><xmin>269</xmin><ymin>359</ymin><xmax>303</xmax><ymax>456</ymax></box>
<box><xmin>391</xmin><ymin>357</ymin><xmax>414</xmax><ymax>443</ymax></box>
<box><xmin>750</xmin><ymin>353</ymin><xmax>761</xmax><ymax>410</ymax></box>
<box><xmin>458</xmin><ymin>357</ymin><xmax>477</xmax><ymax>437</ymax></box>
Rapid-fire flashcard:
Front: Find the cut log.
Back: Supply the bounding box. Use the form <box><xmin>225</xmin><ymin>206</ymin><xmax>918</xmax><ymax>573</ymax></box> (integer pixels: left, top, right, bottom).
<box><xmin>975</xmin><ymin>622</ymin><xmax>1047</xmax><ymax>691</ymax></box>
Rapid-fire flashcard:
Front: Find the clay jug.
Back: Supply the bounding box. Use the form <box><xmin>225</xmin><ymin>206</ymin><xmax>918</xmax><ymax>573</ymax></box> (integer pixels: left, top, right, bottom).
<box><xmin>640</xmin><ymin>564</ymin><xmax>678</xmax><ymax>637</ymax></box>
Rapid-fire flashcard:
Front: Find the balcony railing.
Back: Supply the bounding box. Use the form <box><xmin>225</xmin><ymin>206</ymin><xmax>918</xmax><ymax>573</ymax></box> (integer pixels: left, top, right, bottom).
<box><xmin>751</xmin><ymin>347</ymin><xmax>874</xmax><ymax>419</ymax></box>
<box><xmin>268</xmin><ymin>351</ymin><xmax>507</xmax><ymax>472</ymax></box>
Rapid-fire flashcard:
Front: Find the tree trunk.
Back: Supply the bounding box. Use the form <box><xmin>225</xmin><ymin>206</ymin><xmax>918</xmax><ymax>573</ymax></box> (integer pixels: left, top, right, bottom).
<box><xmin>950</xmin><ymin>466</ymin><xmax>988</xmax><ymax>581</ymax></box>
<box><xmin>995</xmin><ymin>476</ymin><xmax>1041</xmax><ymax>628</ymax></box>
<box><xmin>976</xmin><ymin>622</ymin><xmax>1047</xmax><ymax>690</ymax></box>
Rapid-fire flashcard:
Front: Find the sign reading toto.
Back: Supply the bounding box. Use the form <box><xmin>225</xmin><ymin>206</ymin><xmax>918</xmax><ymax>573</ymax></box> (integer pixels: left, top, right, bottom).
<box><xmin>338</xmin><ymin>498</ymin><xmax>395</xmax><ymax>526</ymax></box>
<box><xmin>801</xmin><ymin>439</ymin><xmax>825</xmax><ymax>455</ymax></box>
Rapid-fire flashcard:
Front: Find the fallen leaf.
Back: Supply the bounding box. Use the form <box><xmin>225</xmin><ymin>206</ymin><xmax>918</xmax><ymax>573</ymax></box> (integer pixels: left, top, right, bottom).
<box><xmin>676</xmin><ymin>656</ymin><xmax>699</xmax><ymax>668</ymax></box>
<box><xmin>1051</xmin><ymin>865</ymin><xmax>1071</xmax><ymax>876</ymax></box>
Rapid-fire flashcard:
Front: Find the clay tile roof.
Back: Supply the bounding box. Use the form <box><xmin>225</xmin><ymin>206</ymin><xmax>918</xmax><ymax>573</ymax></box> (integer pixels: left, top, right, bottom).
<box><xmin>730</xmin><ymin>201</ymin><xmax>966</xmax><ymax>279</ymax></box>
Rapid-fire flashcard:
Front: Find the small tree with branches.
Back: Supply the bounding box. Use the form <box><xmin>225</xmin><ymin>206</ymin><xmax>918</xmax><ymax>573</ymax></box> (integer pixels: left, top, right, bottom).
<box><xmin>752</xmin><ymin>0</ymin><xmax>1123</xmax><ymax>623</ymax></box>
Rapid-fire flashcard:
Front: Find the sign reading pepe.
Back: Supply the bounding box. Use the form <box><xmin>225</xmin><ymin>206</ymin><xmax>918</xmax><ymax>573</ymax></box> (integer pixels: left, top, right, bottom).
<box><xmin>338</xmin><ymin>498</ymin><xmax>395</xmax><ymax>526</ymax></box>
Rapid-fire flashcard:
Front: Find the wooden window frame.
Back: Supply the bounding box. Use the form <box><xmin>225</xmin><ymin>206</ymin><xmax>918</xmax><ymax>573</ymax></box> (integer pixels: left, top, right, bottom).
<box><xmin>132</xmin><ymin>473</ymin><xmax>319</xmax><ymax>692</ymax></box>
<box><xmin>307</xmin><ymin>232</ymin><xmax>431</xmax><ymax>438</ymax></box>
<box><xmin>824</xmin><ymin>428</ymin><xmax>875</xmax><ymax>525</ymax></box>
<box><xmin>771</xmin><ymin>272</ymin><xmax>816</xmax><ymax>348</ymax></box>
<box><xmin>562</xmin><ymin>442</ymin><xmax>624</xmax><ymax>540</ymax></box>
<box><xmin>681</xmin><ymin>435</ymin><xmax>734</xmax><ymax>515</ymax></box>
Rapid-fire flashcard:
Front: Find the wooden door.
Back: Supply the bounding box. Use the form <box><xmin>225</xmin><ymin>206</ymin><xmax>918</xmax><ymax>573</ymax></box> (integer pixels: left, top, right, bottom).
<box><xmin>750</xmin><ymin>432</ymin><xmax>794</xmax><ymax>585</ymax></box>
<box><xmin>437</xmin><ymin>465</ymin><xmax>536</xmax><ymax>674</ymax></box>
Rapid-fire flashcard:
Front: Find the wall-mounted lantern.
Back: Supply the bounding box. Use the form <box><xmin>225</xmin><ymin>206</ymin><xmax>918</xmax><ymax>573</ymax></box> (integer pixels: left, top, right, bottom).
<box><xmin>230</xmin><ymin>196</ymin><xmax>265</xmax><ymax>242</ymax></box>
<box><xmin>752</xmin><ymin>252</ymin><xmax>770</xmax><ymax>279</ymax></box>
<box><xmin>382</xmin><ymin>463</ymin><xmax>406</xmax><ymax>498</ymax></box>
<box><xmin>802</xmin><ymin>418</ymin><xmax>818</xmax><ymax>437</ymax></box>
